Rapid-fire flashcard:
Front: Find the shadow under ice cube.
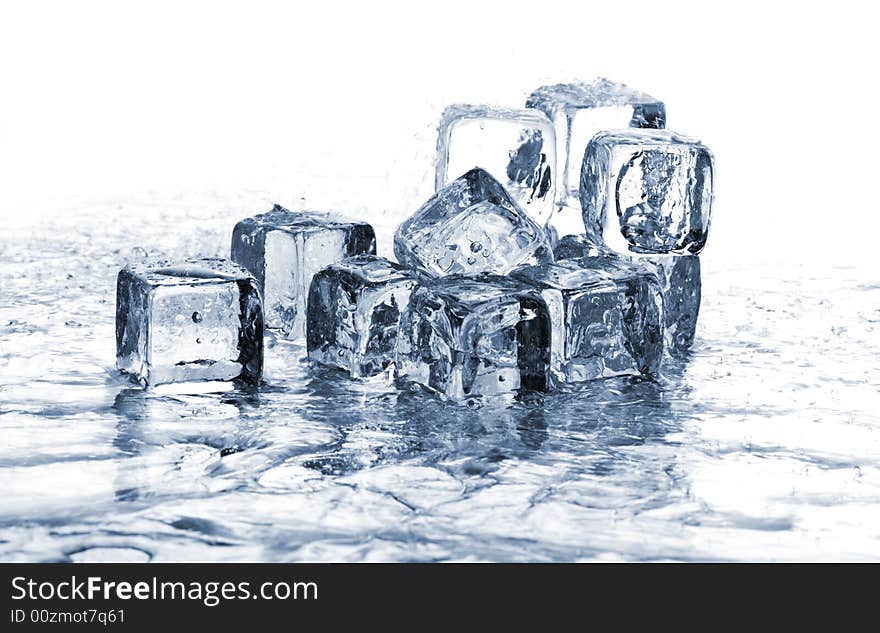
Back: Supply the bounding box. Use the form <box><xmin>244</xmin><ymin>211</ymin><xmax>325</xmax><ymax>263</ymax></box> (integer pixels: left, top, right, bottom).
<box><xmin>394</xmin><ymin>168</ymin><xmax>552</xmax><ymax>277</ymax></box>
<box><xmin>580</xmin><ymin>129</ymin><xmax>714</xmax><ymax>255</ymax></box>
<box><xmin>396</xmin><ymin>275</ymin><xmax>551</xmax><ymax>402</ymax></box>
<box><xmin>307</xmin><ymin>255</ymin><xmax>418</xmax><ymax>379</ymax></box>
<box><xmin>512</xmin><ymin>257</ymin><xmax>663</xmax><ymax>384</ymax></box>
<box><xmin>231</xmin><ymin>205</ymin><xmax>375</xmax><ymax>340</ymax></box>
<box><xmin>115</xmin><ymin>258</ymin><xmax>263</xmax><ymax>386</ymax></box>
<box><xmin>526</xmin><ymin>78</ymin><xmax>665</xmax><ymax>236</ymax></box>
<box><xmin>435</xmin><ymin>105</ymin><xmax>556</xmax><ymax>227</ymax></box>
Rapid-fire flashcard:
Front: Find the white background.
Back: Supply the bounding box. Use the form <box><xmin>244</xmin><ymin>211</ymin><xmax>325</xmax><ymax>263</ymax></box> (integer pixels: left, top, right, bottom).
<box><xmin>1</xmin><ymin>1</ymin><xmax>876</xmax><ymax>263</ymax></box>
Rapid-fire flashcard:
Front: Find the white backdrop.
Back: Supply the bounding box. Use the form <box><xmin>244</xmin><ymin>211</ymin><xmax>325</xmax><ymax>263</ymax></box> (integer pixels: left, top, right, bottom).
<box><xmin>1</xmin><ymin>1</ymin><xmax>876</xmax><ymax>263</ymax></box>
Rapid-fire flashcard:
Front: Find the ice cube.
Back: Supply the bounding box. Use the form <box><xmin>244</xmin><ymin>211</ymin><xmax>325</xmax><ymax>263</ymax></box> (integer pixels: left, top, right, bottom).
<box><xmin>553</xmin><ymin>236</ymin><xmax>702</xmax><ymax>355</ymax></box>
<box><xmin>580</xmin><ymin>129</ymin><xmax>713</xmax><ymax>255</ymax></box>
<box><xmin>435</xmin><ymin>105</ymin><xmax>556</xmax><ymax>226</ymax></box>
<box><xmin>116</xmin><ymin>257</ymin><xmax>263</xmax><ymax>386</ymax></box>
<box><xmin>511</xmin><ymin>257</ymin><xmax>663</xmax><ymax>384</ymax></box>
<box><xmin>526</xmin><ymin>78</ymin><xmax>665</xmax><ymax>210</ymax></box>
<box><xmin>394</xmin><ymin>168</ymin><xmax>552</xmax><ymax>277</ymax></box>
<box><xmin>639</xmin><ymin>255</ymin><xmax>701</xmax><ymax>354</ymax></box>
<box><xmin>231</xmin><ymin>205</ymin><xmax>375</xmax><ymax>339</ymax></box>
<box><xmin>396</xmin><ymin>275</ymin><xmax>551</xmax><ymax>402</ymax></box>
<box><xmin>307</xmin><ymin>255</ymin><xmax>418</xmax><ymax>379</ymax></box>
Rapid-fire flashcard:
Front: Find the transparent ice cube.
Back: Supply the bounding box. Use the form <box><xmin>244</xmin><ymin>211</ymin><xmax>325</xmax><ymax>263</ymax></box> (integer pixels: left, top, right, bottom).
<box><xmin>435</xmin><ymin>105</ymin><xmax>556</xmax><ymax>226</ymax></box>
<box><xmin>307</xmin><ymin>255</ymin><xmax>418</xmax><ymax>379</ymax></box>
<box><xmin>526</xmin><ymin>78</ymin><xmax>665</xmax><ymax>221</ymax></box>
<box><xmin>512</xmin><ymin>257</ymin><xmax>662</xmax><ymax>384</ymax></box>
<box><xmin>116</xmin><ymin>257</ymin><xmax>263</xmax><ymax>386</ymax></box>
<box><xmin>396</xmin><ymin>275</ymin><xmax>551</xmax><ymax>402</ymax></box>
<box><xmin>580</xmin><ymin>129</ymin><xmax>713</xmax><ymax>255</ymax></box>
<box><xmin>639</xmin><ymin>255</ymin><xmax>701</xmax><ymax>354</ymax></box>
<box><xmin>553</xmin><ymin>235</ymin><xmax>701</xmax><ymax>355</ymax></box>
<box><xmin>231</xmin><ymin>205</ymin><xmax>375</xmax><ymax>339</ymax></box>
<box><xmin>394</xmin><ymin>168</ymin><xmax>552</xmax><ymax>277</ymax></box>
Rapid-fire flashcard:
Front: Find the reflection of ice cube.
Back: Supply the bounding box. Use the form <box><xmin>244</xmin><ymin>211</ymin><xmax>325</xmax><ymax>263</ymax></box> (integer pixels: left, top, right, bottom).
<box><xmin>396</xmin><ymin>275</ymin><xmax>551</xmax><ymax>402</ymax></box>
<box><xmin>580</xmin><ymin>129</ymin><xmax>713</xmax><ymax>255</ymax></box>
<box><xmin>526</xmin><ymin>78</ymin><xmax>665</xmax><ymax>213</ymax></box>
<box><xmin>116</xmin><ymin>258</ymin><xmax>263</xmax><ymax>386</ymax></box>
<box><xmin>231</xmin><ymin>206</ymin><xmax>375</xmax><ymax>339</ymax></box>
<box><xmin>307</xmin><ymin>255</ymin><xmax>418</xmax><ymax>379</ymax></box>
<box><xmin>512</xmin><ymin>257</ymin><xmax>662</xmax><ymax>384</ymax></box>
<box><xmin>553</xmin><ymin>236</ymin><xmax>701</xmax><ymax>355</ymax></box>
<box><xmin>394</xmin><ymin>168</ymin><xmax>552</xmax><ymax>277</ymax></box>
<box><xmin>436</xmin><ymin>105</ymin><xmax>556</xmax><ymax>226</ymax></box>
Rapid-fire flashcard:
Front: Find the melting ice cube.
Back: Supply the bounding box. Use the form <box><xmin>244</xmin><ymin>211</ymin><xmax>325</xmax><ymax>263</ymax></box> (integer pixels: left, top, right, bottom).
<box><xmin>115</xmin><ymin>258</ymin><xmax>263</xmax><ymax>386</ymax></box>
<box><xmin>307</xmin><ymin>255</ymin><xmax>418</xmax><ymax>379</ymax></box>
<box><xmin>394</xmin><ymin>168</ymin><xmax>552</xmax><ymax>277</ymax></box>
<box><xmin>396</xmin><ymin>275</ymin><xmax>551</xmax><ymax>402</ymax></box>
<box><xmin>231</xmin><ymin>205</ymin><xmax>375</xmax><ymax>339</ymax></box>
<box><xmin>526</xmin><ymin>78</ymin><xmax>666</xmax><ymax>237</ymax></box>
<box><xmin>553</xmin><ymin>236</ymin><xmax>702</xmax><ymax>355</ymax></box>
<box><xmin>512</xmin><ymin>257</ymin><xmax>663</xmax><ymax>384</ymax></box>
<box><xmin>580</xmin><ymin>129</ymin><xmax>713</xmax><ymax>255</ymax></box>
<box><xmin>436</xmin><ymin>105</ymin><xmax>556</xmax><ymax>226</ymax></box>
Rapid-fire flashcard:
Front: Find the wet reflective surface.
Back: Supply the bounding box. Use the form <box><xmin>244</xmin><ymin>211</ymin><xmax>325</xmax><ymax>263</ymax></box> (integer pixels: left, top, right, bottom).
<box><xmin>2</xmin><ymin>199</ymin><xmax>879</xmax><ymax>561</ymax></box>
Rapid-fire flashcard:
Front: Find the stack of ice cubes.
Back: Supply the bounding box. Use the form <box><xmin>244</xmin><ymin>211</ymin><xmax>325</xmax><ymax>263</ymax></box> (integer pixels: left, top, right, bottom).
<box><xmin>114</xmin><ymin>77</ymin><xmax>713</xmax><ymax>404</ymax></box>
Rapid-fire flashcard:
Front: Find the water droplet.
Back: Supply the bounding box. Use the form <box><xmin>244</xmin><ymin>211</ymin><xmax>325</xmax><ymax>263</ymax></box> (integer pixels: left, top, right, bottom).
<box><xmin>196</xmin><ymin>338</ymin><xmax>202</xmax><ymax>344</ymax></box>
<box><xmin>192</xmin><ymin>311</ymin><xmax>203</xmax><ymax>323</ymax></box>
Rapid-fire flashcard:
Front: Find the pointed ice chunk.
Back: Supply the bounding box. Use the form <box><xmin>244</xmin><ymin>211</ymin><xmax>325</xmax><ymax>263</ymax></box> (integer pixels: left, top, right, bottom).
<box><xmin>394</xmin><ymin>168</ymin><xmax>552</xmax><ymax>277</ymax></box>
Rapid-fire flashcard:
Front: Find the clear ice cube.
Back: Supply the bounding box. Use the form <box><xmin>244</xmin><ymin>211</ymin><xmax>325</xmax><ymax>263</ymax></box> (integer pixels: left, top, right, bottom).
<box><xmin>307</xmin><ymin>255</ymin><xmax>418</xmax><ymax>379</ymax></box>
<box><xmin>396</xmin><ymin>275</ymin><xmax>551</xmax><ymax>402</ymax></box>
<box><xmin>116</xmin><ymin>257</ymin><xmax>263</xmax><ymax>386</ymax></box>
<box><xmin>639</xmin><ymin>255</ymin><xmax>701</xmax><ymax>354</ymax></box>
<box><xmin>553</xmin><ymin>235</ymin><xmax>702</xmax><ymax>355</ymax></box>
<box><xmin>231</xmin><ymin>205</ymin><xmax>375</xmax><ymax>339</ymax></box>
<box><xmin>435</xmin><ymin>105</ymin><xmax>556</xmax><ymax>226</ymax></box>
<box><xmin>580</xmin><ymin>129</ymin><xmax>713</xmax><ymax>255</ymax></box>
<box><xmin>525</xmin><ymin>78</ymin><xmax>665</xmax><ymax>219</ymax></box>
<box><xmin>511</xmin><ymin>257</ymin><xmax>663</xmax><ymax>384</ymax></box>
<box><xmin>394</xmin><ymin>168</ymin><xmax>552</xmax><ymax>277</ymax></box>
